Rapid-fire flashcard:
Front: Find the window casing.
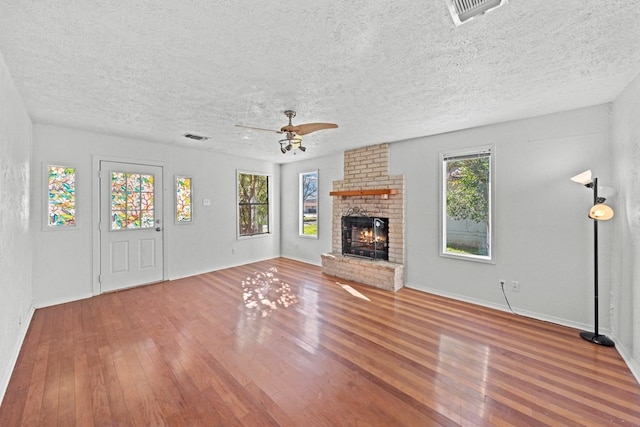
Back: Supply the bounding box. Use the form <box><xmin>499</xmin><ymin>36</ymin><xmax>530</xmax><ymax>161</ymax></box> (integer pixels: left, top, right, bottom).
<box><xmin>441</xmin><ymin>147</ymin><xmax>494</xmax><ymax>262</ymax></box>
<box><xmin>299</xmin><ymin>171</ymin><xmax>318</xmax><ymax>237</ymax></box>
<box><xmin>237</xmin><ymin>172</ymin><xmax>271</xmax><ymax>237</ymax></box>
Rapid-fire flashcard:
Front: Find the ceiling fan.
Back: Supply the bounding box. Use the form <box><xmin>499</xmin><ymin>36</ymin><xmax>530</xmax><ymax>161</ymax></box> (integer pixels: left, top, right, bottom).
<box><xmin>235</xmin><ymin>110</ymin><xmax>338</xmax><ymax>154</ymax></box>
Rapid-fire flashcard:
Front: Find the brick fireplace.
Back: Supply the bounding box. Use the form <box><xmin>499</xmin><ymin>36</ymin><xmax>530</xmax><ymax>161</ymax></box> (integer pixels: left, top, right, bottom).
<box><xmin>321</xmin><ymin>143</ymin><xmax>405</xmax><ymax>291</ymax></box>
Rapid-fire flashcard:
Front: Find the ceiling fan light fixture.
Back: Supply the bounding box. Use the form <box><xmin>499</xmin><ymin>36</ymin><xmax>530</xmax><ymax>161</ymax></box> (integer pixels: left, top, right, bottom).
<box><xmin>238</xmin><ymin>110</ymin><xmax>337</xmax><ymax>155</ymax></box>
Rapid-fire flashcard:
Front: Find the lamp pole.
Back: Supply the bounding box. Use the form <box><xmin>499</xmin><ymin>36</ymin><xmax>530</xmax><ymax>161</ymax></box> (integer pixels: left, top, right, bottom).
<box><xmin>579</xmin><ymin>177</ymin><xmax>615</xmax><ymax>347</ymax></box>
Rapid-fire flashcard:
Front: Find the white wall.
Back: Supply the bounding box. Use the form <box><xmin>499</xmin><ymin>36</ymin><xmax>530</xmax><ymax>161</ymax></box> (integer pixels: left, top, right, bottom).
<box><xmin>280</xmin><ymin>152</ymin><xmax>343</xmax><ymax>265</ymax></box>
<box><xmin>389</xmin><ymin>105</ymin><xmax>613</xmax><ymax>330</ymax></box>
<box><xmin>277</xmin><ymin>105</ymin><xmax>615</xmax><ymax>332</ymax></box>
<box><xmin>611</xmin><ymin>72</ymin><xmax>640</xmax><ymax>381</ymax></box>
<box><xmin>31</xmin><ymin>124</ymin><xmax>280</xmax><ymax>307</ymax></box>
<box><xmin>0</xmin><ymin>53</ymin><xmax>34</xmax><ymax>402</ymax></box>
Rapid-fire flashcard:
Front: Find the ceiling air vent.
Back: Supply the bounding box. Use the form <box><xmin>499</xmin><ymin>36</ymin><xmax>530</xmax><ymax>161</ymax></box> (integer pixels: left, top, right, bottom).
<box><xmin>445</xmin><ymin>0</ymin><xmax>508</xmax><ymax>26</ymax></box>
<box><xmin>183</xmin><ymin>133</ymin><xmax>210</xmax><ymax>141</ymax></box>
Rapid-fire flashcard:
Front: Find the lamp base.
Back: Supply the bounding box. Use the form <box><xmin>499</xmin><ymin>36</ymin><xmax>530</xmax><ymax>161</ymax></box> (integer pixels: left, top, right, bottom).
<box><xmin>580</xmin><ymin>331</ymin><xmax>615</xmax><ymax>347</ymax></box>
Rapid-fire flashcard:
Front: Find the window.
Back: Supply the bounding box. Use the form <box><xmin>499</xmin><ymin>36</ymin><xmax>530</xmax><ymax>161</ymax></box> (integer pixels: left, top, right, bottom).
<box><xmin>237</xmin><ymin>172</ymin><xmax>270</xmax><ymax>237</ymax></box>
<box><xmin>299</xmin><ymin>171</ymin><xmax>318</xmax><ymax>237</ymax></box>
<box><xmin>441</xmin><ymin>147</ymin><xmax>493</xmax><ymax>261</ymax></box>
<box><xmin>176</xmin><ymin>176</ymin><xmax>193</xmax><ymax>223</ymax></box>
<box><xmin>47</xmin><ymin>165</ymin><xmax>76</xmax><ymax>227</ymax></box>
<box><xmin>110</xmin><ymin>172</ymin><xmax>155</xmax><ymax>230</ymax></box>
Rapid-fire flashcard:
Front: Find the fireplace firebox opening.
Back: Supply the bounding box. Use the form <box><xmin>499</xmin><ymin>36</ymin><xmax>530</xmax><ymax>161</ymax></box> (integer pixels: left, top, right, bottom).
<box><xmin>342</xmin><ymin>214</ymin><xmax>389</xmax><ymax>261</ymax></box>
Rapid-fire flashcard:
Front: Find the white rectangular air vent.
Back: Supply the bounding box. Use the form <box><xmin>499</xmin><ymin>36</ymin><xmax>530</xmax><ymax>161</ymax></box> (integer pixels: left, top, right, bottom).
<box><xmin>445</xmin><ymin>0</ymin><xmax>508</xmax><ymax>26</ymax></box>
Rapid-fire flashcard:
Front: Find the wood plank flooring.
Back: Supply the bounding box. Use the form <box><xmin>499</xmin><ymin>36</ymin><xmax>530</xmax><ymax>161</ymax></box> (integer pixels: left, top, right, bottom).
<box><xmin>1</xmin><ymin>258</ymin><xmax>639</xmax><ymax>426</ymax></box>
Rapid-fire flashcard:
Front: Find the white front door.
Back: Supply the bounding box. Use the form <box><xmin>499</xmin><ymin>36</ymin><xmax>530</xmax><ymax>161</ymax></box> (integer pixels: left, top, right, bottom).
<box><xmin>99</xmin><ymin>161</ymin><xmax>164</xmax><ymax>293</ymax></box>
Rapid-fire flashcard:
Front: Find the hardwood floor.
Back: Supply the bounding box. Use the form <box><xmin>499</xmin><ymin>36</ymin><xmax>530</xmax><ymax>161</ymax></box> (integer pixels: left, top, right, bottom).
<box><xmin>2</xmin><ymin>258</ymin><xmax>639</xmax><ymax>426</ymax></box>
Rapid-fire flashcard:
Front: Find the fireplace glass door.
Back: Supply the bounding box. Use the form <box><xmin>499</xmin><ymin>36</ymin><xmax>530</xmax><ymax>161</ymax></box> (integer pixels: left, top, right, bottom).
<box><xmin>342</xmin><ymin>216</ymin><xmax>388</xmax><ymax>260</ymax></box>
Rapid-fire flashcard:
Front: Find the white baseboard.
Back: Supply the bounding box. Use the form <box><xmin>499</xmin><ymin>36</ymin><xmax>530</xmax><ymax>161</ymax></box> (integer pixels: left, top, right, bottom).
<box><xmin>613</xmin><ymin>338</ymin><xmax>640</xmax><ymax>385</ymax></box>
<box><xmin>403</xmin><ymin>283</ymin><xmax>640</xmax><ymax>385</ymax></box>
<box><xmin>281</xmin><ymin>255</ymin><xmax>322</xmax><ymax>267</ymax></box>
<box><xmin>405</xmin><ymin>283</ymin><xmax>598</xmax><ymax>334</ymax></box>
<box><xmin>33</xmin><ymin>292</ymin><xmax>93</xmax><ymax>309</ymax></box>
<box><xmin>0</xmin><ymin>304</ymin><xmax>35</xmax><ymax>405</ymax></box>
<box><xmin>167</xmin><ymin>256</ymin><xmax>285</xmax><ymax>282</ymax></box>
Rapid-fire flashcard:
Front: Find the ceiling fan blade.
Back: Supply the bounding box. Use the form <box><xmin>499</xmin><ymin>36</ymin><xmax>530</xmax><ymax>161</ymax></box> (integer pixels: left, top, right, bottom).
<box><xmin>281</xmin><ymin>122</ymin><xmax>338</xmax><ymax>136</ymax></box>
<box><xmin>235</xmin><ymin>124</ymin><xmax>283</xmax><ymax>134</ymax></box>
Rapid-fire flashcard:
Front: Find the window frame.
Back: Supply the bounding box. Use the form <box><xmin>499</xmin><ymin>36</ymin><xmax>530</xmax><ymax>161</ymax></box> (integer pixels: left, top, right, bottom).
<box><xmin>175</xmin><ymin>175</ymin><xmax>193</xmax><ymax>224</ymax></box>
<box><xmin>299</xmin><ymin>170</ymin><xmax>319</xmax><ymax>238</ymax></box>
<box><xmin>237</xmin><ymin>170</ymin><xmax>272</xmax><ymax>238</ymax></box>
<box><xmin>44</xmin><ymin>163</ymin><xmax>78</xmax><ymax>230</ymax></box>
<box><xmin>439</xmin><ymin>145</ymin><xmax>495</xmax><ymax>263</ymax></box>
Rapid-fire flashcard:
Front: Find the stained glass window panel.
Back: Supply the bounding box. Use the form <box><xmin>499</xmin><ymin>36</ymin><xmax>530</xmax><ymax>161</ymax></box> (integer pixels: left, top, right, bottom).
<box><xmin>127</xmin><ymin>174</ymin><xmax>141</xmax><ymax>192</ymax></box>
<box><xmin>112</xmin><ymin>192</ymin><xmax>126</xmax><ymax>210</ymax></box>
<box><xmin>112</xmin><ymin>173</ymin><xmax>126</xmax><ymax>192</ymax></box>
<box><xmin>127</xmin><ymin>212</ymin><xmax>141</xmax><ymax>229</ymax></box>
<box><xmin>176</xmin><ymin>176</ymin><xmax>192</xmax><ymax>222</ymax></box>
<box><xmin>112</xmin><ymin>211</ymin><xmax>126</xmax><ymax>229</ymax></box>
<box><xmin>141</xmin><ymin>192</ymin><xmax>154</xmax><ymax>211</ymax></box>
<box><xmin>48</xmin><ymin>165</ymin><xmax>76</xmax><ymax>227</ymax></box>
<box><xmin>111</xmin><ymin>172</ymin><xmax>154</xmax><ymax>230</ymax></box>
<box><xmin>141</xmin><ymin>175</ymin><xmax>154</xmax><ymax>192</ymax></box>
<box><xmin>141</xmin><ymin>211</ymin><xmax>155</xmax><ymax>228</ymax></box>
<box><xmin>127</xmin><ymin>191</ymin><xmax>141</xmax><ymax>209</ymax></box>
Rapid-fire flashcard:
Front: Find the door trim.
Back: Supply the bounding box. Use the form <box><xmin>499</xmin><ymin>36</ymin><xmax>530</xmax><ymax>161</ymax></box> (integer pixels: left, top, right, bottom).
<box><xmin>92</xmin><ymin>155</ymin><xmax>168</xmax><ymax>295</ymax></box>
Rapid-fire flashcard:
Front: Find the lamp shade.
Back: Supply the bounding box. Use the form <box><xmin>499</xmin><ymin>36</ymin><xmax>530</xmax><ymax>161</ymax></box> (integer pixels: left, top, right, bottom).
<box><xmin>589</xmin><ymin>204</ymin><xmax>614</xmax><ymax>220</ymax></box>
<box><xmin>571</xmin><ymin>170</ymin><xmax>593</xmax><ymax>185</ymax></box>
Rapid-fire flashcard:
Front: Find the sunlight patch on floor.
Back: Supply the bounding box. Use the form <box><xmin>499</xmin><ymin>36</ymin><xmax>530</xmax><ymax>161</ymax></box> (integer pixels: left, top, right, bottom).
<box><xmin>337</xmin><ymin>282</ymin><xmax>370</xmax><ymax>301</ymax></box>
<box><xmin>241</xmin><ymin>267</ymin><xmax>298</xmax><ymax>318</ymax></box>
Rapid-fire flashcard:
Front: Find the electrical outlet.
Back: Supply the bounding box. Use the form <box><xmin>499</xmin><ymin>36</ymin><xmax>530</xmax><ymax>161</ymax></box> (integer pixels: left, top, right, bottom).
<box><xmin>509</xmin><ymin>281</ymin><xmax>520</xmax><ymax>292</ymax></box>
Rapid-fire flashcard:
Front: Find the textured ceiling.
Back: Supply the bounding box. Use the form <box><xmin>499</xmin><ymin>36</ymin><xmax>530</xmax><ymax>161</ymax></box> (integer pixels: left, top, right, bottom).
<box><xmin>0</xmin><ymin>1</ymin><xmax>639</xmax><ymax>163</ymax></box>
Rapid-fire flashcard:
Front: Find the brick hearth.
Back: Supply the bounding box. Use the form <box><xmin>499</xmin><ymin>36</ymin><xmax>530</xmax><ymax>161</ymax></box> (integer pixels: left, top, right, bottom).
<box><xmin>322</xmin><ymin>143</ymin><xmax>405</xmax><ymax>291</ymax></box>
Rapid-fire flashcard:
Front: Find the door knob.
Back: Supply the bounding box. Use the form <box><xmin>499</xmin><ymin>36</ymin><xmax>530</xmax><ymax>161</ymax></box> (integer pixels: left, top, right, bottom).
<box><xmin>155</xmin><ymin>227</ymin><xmax>161</xmax><ymax>232</ymax></box>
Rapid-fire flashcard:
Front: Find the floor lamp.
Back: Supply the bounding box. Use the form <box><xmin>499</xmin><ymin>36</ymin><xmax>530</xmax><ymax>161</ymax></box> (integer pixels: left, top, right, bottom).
<box><xmin>570</xmin><ymin>170</ymin><xmax>615</xmax><ymax>347</ymax></box>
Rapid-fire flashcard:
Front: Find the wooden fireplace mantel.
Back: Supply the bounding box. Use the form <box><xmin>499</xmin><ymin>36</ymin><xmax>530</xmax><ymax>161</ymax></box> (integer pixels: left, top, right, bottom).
<box><xmin>329</xmin><ymin>189</ymin><xmax>398</xmax><ymax>197</ymax></box>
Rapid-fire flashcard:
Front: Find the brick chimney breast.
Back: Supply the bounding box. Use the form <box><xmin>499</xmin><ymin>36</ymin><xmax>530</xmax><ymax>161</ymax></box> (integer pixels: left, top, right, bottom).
<box><xmin>322</xmin><ymin>143</ymin><xmax>405</xmax><ymax>291</ymax></box>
